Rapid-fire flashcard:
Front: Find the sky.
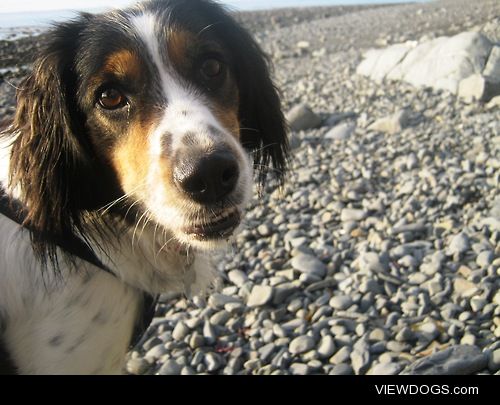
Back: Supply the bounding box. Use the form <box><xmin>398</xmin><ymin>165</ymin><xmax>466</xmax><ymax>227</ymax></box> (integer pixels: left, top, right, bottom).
<box><xmin>0</xmin><ymin>0</ymin><xmax>427</xmax><ymax>14</ymax></box>
<box><xmin>1</xmin><ymin>1</ymin><xmax>134</xmax><ymax>13</ymax></box>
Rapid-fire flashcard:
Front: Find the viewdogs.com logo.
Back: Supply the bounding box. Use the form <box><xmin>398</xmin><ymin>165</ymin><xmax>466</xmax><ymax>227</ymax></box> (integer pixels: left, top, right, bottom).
<box><xmin>374</xmin><ymin>385</ymin><xmax>479</xmax><ymax>396</ymax></box>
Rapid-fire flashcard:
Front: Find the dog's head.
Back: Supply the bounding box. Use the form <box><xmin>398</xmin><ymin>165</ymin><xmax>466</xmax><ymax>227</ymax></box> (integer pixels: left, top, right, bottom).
<box><xmin>9</xmin><ymin>0</ymin><xmax>288</xmax><ymax>255</ymax></box>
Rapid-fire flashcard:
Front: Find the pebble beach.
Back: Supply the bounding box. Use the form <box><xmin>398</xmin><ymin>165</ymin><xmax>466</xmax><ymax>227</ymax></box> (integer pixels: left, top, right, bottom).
<box><xmin>0</xmin><ymin>0</ymin><xmax>499</xmax><ymax>375</ymax></box>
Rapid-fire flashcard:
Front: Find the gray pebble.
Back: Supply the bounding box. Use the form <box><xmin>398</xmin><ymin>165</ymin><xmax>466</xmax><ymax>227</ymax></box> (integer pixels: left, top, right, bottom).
<box><xmin>476</xmin><ymin>251</ymin><xmax>494</xmax><ymax>267</ymax></box>
<box><xmin>358</xmin><ymin>252</ymin><xmax>388</xmax><ymax>273</ymax></box>
<box><xmin>208</xmin><ymin>294</ymin><xmax>241</xmax><ymax>309</ymax></box>
<box><xmin>324</xmin><ymin>122</ymin><xmax>356</xmax><ymax>141</ymax></box>
<box><xmin>289</xmin><ymin>362</ymin><xmax>310</xmax><ymax>375</ymax></box>
<box><xmin>126</xmin><ymin>358</ymin><xmax>150</xmax><ymax>375</ymax></box>
<box><xmin>289</xmin><ymin>335</ymin><xmax>316</xmax><ymax>355</ymax></box>
<box><xmin>396</xmin><ymin>327</ymin><xmax>415</xmax><ymax>342</ymax></box>
<box><xmin>351</xmin><ymin>348</ymin><xmax>371</xmax><ymax>375</ymax></box>
<box><xmin>329</xmin><ymin>363</ymin><xmax>354</xmax><ymax>375</ymax></box>
<box><xmin>181</xmin><ymin>366</ymin><xmax>196</xmax><ymax>375</ymax></box>
<box><xmin>203</xmin><ymin>321</ymin><xmax>217</xmax><ymax>344</ymax></box>
<box><xmin>368</xmin><ymin>328</ymin><xmax>387</xmax><ymax>342</ymax></box>
<box><xmin>257</xmin><ymin>224</ymin><xmax>273</xmax><ymax>236</ymax></box>
<box><xmin>172</xmin><ymin>321</ymin><xmax>189</xmax><ymax>341</ymax></box>
<box><xmin>291</xmin><ymin>254</ymin><xmax>327</xmax><ymax>278</ymax></box>
<box><xmin>317</xmin><ymin>335</ymin><xmax>336</xmax><ymax>359</ymax></box>
<box><xmin>360</xmin><ymin>279</ymin><xmax>383</xmax><ymax>294</ymax></box>
<box><xmin>448</xmin><ymin>232</ymin><xmax>470</xmax><ymax>255</ymax></box>
<box><xmin>330</xmin><ymin>346</ymin><xmax>352</xmax><ymax>365</ymax></box>
<box><xmin>369</xmin><ymin>362</ymin><xmax>403</xmax><ymax>375</ymax></box>
<box><xmin>401</xmin><ymin>345</ymin><xmax>488</xmax><ymax>375</ymax></box>
<box><xmin>417</xmin><ymin>321</ymin><xmax>439</xmax><ymax>341</ymax></box>
<box><xmin>258</xmin><ymin>343</ymin><xmax>277</xmax><ymax>362</ymax></box>
<box><xmin>247</xmin><ymin>285</ymin><xmax>274</xmax><ymax>307</ymax></box>
<box><xmin>329</xmin><ymin>294</ymin><xmax>353</xmax><ymax>310</ymax></box>
<box><xmin>488</xmin><ymin>348</ymin><xmax>500</xmax><ymax>372</ymax></box>
<box><xmin>210</xmin><ymin>310</ymin><xmax>231</xmax><ymax>326</ymax></box>
<box><xmin>205</xmin><ymin>353</ymin><xmax>223</xmax><ymax>372</ymax></box>
<box><xmin>286</xmin><ymin>103</ymin><xmax>322</xmax><ymax>132</ymax></box>
<box><xmin>145</xmin><ymin>344</ymin><xmax>168</xmax><ymax>360</ymax></box>
<box><xmin>189</xmin><ymin>332</ymin><xmax>205</xmax><ymax>349</ymax></box>
<box><xmin>228</xmin><ymin>270</ymin><xmax>248</xmax><ymax>287</ymax></box>
<box><xmin>340</xmin><ymin>208</ymin><xmax>367</xmax><ymax>222</ymax></box>
<box><xmin>158</xmin><ymin>359</ymin><xmax>181</xmax><ymax>375</ymax></box>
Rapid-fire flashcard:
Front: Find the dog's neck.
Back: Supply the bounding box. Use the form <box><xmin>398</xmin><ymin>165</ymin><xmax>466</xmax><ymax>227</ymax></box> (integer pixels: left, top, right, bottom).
<box><xmin>94</xmin><ymin>219</ymin><xmax>202</xmax><ymax>295</ymax></box>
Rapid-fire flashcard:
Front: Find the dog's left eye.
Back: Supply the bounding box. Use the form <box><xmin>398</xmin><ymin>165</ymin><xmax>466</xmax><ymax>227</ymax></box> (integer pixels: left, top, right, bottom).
<box><xmin>200</xmin><ymin>58</ymin><xmax>223</xmax><ymax>79</ymax></box>
<box><xmin>198</xmin><ymin>57</ymin><xmax>226</xmax><ymax>89</ymax></box>
<box><xmin>98</xmin><ymin>88</ymin><xmax>127</xmax><ymax>110</ymax></box>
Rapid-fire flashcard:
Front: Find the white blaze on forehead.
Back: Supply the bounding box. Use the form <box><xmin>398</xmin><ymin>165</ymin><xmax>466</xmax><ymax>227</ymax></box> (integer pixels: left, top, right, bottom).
<box><xmin>130</xmin><ymin>12</ymin><xmax>223</xmax><ymax>153</ymax></box>
<box><xmin>130</xmin><ymin>12</ymin><xmax>184</xmax><ymax>101</ymax></box>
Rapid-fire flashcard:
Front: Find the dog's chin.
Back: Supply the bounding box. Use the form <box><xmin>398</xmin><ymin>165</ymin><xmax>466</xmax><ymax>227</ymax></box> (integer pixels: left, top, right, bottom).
<box><xmin>175</xmin><ymin>208</ymin><xmax>242</xmax><ymax>251</ymax></box>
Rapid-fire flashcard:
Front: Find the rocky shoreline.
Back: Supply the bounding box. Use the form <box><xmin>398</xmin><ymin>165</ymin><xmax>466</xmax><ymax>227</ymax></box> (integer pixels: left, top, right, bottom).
<box><xmin>1</xmin><ymin>0</ymin><xmax>499</xmax><ymax>375</ymax></box>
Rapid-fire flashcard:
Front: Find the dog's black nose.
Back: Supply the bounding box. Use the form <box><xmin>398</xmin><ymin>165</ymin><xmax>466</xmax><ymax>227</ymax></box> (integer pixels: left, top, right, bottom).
<box><xmin>174</xmin><ymin>150</ymin><xmax>239</xmax><ymax>204</ymax></box>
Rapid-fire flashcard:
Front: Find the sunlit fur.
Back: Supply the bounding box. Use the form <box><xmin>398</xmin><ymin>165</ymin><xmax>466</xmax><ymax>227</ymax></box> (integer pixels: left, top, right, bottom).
<box><xmin>0</xmin><ymin>0</ymin><xmax>288</xmax><ymax>374</ymax></box>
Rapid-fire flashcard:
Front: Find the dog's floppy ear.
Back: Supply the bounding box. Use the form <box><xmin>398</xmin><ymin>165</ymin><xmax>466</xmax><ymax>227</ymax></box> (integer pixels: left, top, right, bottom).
<box><xmin>197</xmin><ymin>1</ymin><xmax>289</xmax><ymax>188</ymax></box>
<box><xmin>236</xmin><ymin>42</ymin><xmax>289</xmax><ymax>189</ymax></box>
<box><xmin>9</xmin><ymin>18</ymin><xmax>96</xmax><ymax>261</ymax></box>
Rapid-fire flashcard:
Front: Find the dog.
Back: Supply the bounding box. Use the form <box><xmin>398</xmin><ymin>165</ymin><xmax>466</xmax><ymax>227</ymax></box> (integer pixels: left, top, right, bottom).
<box><xmin>0</xmin><ymin>0</ymin><xmax>288</xmax><ymax>374</ymax></box>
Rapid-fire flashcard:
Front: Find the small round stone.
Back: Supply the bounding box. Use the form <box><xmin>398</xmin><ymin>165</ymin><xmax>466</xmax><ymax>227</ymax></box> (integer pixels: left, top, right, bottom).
<box><xmin>329</xmin><ymin>363</ymin><xmax>354</xmax><ymax>375</ymax></box>
<box><xmin>291</xmin><ymin>254</ymin><xmax>327</xmax><ymax>278</ymax></box>
<box><xmin>247</xmin><ymin>285</ymin><xmax>274</xmax><ymax>307</ymax></box>
<box><xmin>289</xmin><ymin>362</ymin><xmax>309</xmax><ymax>375</ymax></box>
<box><xmin>205</xmin><ymin>353</ymin><xmax>223</xmax><ymax>372</ymax></box>
<box><xmin>172</xmin><ymin>321</ymin><xmax>189</xmax><ymax>341</ymax></box>
<box><xmin>448</xmin><ymin>232</ymin><xmax>470</xmax><ymax>255</ymax></box>
<box><xmin>488</xmin><ymin>348</ymin><xmax>500</xmax><ymax>372</ymax></box>
<box><xmin>317</xmin><ymin>335</ymin><xmax>336</xmax><ymax>359</ymax></box>
<box><xmin>189</xmin><ymin>332</ymin><xmax>205</xmax><ymax>349</ymax></box>
<box><xmin>126</xmin><ymin>358</ymin><xmax>150</xmax><ymax>375</ymax></box>
<box><xmin>329</xmin><ymin>295</ymin><xmax>353</xmax><ymax>310</ymax></box>
<box><xmin>476</xmin><ymin>251</ymin><xmax>493</xmax><ymax>267</ymax></box>
<box><xmin>158</xmin><ymin>359</ymin><xmax>181</xmax><ymax>375</ymax></box>
<box><xmin>228</xmin><ymin>270</ymin><xmax>248</xmax><ymax>287</ymax></box>
<box><xmin>289</xmin><ymin>336</ymin><xmax>316</xmax><ymax>355</ymax></box>
<box><xmin>369</xmin><ymin>362</ymin><xmax>403</xmax><ymax>375</ymax></box>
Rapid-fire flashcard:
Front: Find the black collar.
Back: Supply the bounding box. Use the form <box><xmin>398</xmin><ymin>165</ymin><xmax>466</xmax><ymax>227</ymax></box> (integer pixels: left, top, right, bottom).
<box><xmin>0</xmin><ymin>187</ymin><xmax>157</xmax><ymax>353</ymax></box>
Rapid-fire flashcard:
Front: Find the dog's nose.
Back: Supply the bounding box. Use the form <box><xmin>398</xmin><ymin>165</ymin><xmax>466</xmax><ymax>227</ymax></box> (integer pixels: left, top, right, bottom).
<box><xmin>174</xmin><ymin>150</ymin><xmax>239</xmax><ymax>204</ymax></box>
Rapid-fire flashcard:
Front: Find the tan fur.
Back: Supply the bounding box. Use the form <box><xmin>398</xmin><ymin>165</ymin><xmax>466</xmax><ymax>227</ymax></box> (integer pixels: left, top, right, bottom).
<box><xmin>102</xmin><ymin>50</ymin><xmax>142</xmax><ymax>81</ymax></box>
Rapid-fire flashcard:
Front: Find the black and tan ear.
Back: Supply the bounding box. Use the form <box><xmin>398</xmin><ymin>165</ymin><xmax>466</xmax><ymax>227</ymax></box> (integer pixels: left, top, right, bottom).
<box><xmin>9</xmin><ymin>19</ymin><xmax>95</xmax><ymax>261</ymax></box>
<box><xmin>194</xmin><ymin>0</ymin><xmax>289</xmax><ymax>188</ymax></box>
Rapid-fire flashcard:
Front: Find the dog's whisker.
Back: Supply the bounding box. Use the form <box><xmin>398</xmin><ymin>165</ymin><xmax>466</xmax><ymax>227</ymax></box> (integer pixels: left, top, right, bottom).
<box><xmin>98</xmin><ymin>183</ymin><xmax>145</xmax><ymax>216</ymax></box>
<box><xmin>196</xmin><ymin>21</ymin><xmax>222</xmax><ymax>37</ymax></box>
<box><xmin>132</xmin><ymin>210</ymin><xmax>150</xmax><ymax>250</ymax></box>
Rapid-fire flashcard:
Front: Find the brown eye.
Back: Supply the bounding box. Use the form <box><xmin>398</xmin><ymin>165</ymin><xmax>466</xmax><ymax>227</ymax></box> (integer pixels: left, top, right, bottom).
<box><xmin>98</xmin><ymin>88</ymin><xmax>127</xmax><ymax>110</ymax></box>
<box><xmin>200</xmin><ymin>58</ymin><xmax>223</xmax><ymax>80</ymax></box>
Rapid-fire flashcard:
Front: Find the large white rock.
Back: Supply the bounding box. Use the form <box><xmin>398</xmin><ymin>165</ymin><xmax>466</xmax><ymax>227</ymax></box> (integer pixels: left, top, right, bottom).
<box><xmin>358</xmin><ymin>32</ymin><xmax>494</xmax><ymax>95</ymax></box>
<box><xmin>356</xmin><ymin>42</ymin><xmax>416</xmax><ymax>82</ymax></box>
<box><xmin>390</xmin><ymin>32</ymin><xmax>492</xmax><ymax>93</ymax></box>
<box><xmin>483</xmin><ymin>46</ymin><xmax>500</xmax><ymax>79</ymax></box>
<box><xmin>458</xmin><ymin>74</ymin><xmax>500</xmax><ymax>102</ymax></box>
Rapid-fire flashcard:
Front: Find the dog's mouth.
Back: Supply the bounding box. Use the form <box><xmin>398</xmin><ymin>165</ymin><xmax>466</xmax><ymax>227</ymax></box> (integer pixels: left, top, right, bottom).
<box><xmin>183</xmin><ymin>209</ymin><xmax>241</xmax><ymax>240</ymax></box>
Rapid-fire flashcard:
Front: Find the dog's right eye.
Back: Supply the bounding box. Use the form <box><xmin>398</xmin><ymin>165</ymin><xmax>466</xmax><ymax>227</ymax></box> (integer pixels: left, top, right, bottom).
<box><xmin>98</xmin><ymin>88</ymin><xmax>127</xmax><ymax>110</ymax></box>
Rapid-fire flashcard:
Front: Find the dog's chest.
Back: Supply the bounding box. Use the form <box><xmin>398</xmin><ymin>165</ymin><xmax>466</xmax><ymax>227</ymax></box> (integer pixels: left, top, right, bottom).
<box><xmin>7</xmin><ymin>271</ymin><xmax>142</xmax><ymax>374</ymax></box>
<box><xmin>0</xmin><ymin>219</ymin><xmax>143</xmax><ymax>374</ymax></box>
